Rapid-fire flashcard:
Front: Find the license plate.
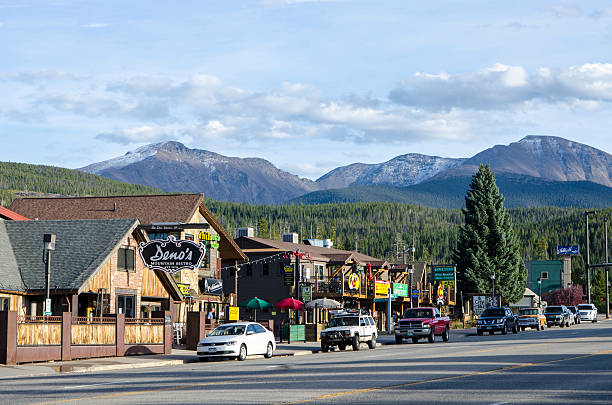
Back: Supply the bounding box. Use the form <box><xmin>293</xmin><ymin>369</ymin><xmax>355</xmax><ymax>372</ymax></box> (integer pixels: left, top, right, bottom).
<box><xmin>406</xmin><ymin>332</ymin><xmax>413</xmax><ymax>336</ymax></box>
<box><xmin>208</xmin><ymin>347</ymin><xmax>217</xmax><ymax>352</ymax></box>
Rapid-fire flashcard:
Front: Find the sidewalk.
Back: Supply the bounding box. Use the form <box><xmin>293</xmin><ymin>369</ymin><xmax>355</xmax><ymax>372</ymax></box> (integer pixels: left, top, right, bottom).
<box><xmin>0</xmin><ymin>342</ymin><xmax>323</xmax><ymax>380</ymax></box>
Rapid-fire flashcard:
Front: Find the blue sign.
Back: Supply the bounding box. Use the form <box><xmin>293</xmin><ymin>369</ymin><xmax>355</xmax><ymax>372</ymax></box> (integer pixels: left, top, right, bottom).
<box><xmin>557</xmin><ymin>245</ymin><xmax>579</xmax><ymax>256</ymax></box>
<box><xmin>411</xmin><ymin>289</ymin><xmax>420</xmax><ymax>298</ymax></box>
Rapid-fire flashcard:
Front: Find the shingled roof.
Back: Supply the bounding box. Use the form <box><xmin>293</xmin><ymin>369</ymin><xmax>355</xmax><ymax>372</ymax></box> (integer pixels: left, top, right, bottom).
<box><xmin>0</xmin><ymin>221</ymin><xmax>25</xmax><ymax>292</ymax></box>
<box><xmin>3</xmin><ymin>218</ymin><xmax>140</xmax><ymax>292</ymax></box>
<box><xmin>9</xmin><ymin>194</ymin><xmax>246</xmax><ymax>261</ymax></box>
<box><xmin>235</xmin><ymin>236</ymin><xmax>387</xmax><ymax>266</ymax></box>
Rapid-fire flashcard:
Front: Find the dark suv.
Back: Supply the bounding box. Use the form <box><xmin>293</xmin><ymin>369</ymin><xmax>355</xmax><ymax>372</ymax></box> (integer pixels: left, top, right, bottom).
<box><xmin>544</xmin><ymin>305</ymin><xmax>572</xmax><ymax>327</ymax></box>
<box><xmin>477</xmin><ymin>307</ymin><xmax>519</xmax><ymax>335</ymax></box>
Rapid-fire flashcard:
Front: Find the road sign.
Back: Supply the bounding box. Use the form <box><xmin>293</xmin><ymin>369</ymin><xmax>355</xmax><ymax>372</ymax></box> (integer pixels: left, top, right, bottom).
<box><xmin>44</xmin><ymin>298</ymin><xmax>52</xmax><ymax>316</ymax></box>
<box><xmin>411</xmin><ymin>289</ymin><xmax>420</xmax><ymax>298</ymax></box>
<box><xmin>432</xmin><ymin>265</ymin><xmax>455</xmax><ymax>281</ymax></box>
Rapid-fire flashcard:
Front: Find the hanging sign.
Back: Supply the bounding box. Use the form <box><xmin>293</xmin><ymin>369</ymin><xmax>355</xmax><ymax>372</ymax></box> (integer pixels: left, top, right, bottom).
<box><xmin>301</xmin><ymin>285</ymin><xmax>312</xmax><ymax>302</ymax></box>
<box><xmin>375</xmin><ymin>280</ymin><xmax>390</xmax><ymax>295</ymax></box>
<box><xmin>392</xmin><ymin>283</ymin><xmax>408</xmax><ymax>297</ymax></box>
<box><xmin>283</xmin><ymin>265</ymin><xmax>294</xmax><ymax>286</ymax></box>
<box><xmin>348</xmin><ymin>273</ymin><xmax>360</xmax><ymax>291</ymax></box>
<box><xmin>177</xmin><ymin>283</ymin><xmax>191</xmax><ymax>296</ymax></box>
<box><xmin>139</xmin><ymin>235</ymin><xmax>206</xmax><ymax>274</ymax></box>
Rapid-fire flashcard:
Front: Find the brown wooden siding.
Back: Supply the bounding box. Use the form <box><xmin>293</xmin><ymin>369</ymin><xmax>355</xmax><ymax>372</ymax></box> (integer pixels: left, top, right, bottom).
<box><xmin>124</xmin><ymin>324</ymin><xmax>164</xmax><ymax>344</ymax></box>
<box><xmin>71</xmin><ymin>324</ymin><xmax>116</xmax><ymax>345</ymax></box>
<box><xmin>17</xmin><ymin>323</ymin><xmax>61</xmax><ymax>346</ymax></box>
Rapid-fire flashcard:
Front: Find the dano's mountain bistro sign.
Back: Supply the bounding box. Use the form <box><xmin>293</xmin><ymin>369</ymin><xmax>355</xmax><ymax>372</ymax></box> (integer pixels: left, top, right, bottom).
<box><xmin>139</xmin><ymin>235</ymin><xmax>206</xmax><ymax>274</ymax></box>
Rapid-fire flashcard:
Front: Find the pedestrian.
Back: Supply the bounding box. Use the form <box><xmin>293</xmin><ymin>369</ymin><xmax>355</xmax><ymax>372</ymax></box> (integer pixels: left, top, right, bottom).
<box><xmin>207</xmin><ymin>309</ymin><xmax>214</xmax><ymax>322</ymax></box>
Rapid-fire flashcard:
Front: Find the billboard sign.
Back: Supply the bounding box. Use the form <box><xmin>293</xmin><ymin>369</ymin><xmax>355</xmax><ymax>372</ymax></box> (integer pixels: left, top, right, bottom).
<box><xmin>139</xmin><ymin>235</ymin><xmax>206</xmax><ymax>274</ymax></box>
<box><xmin>392</xmin><ymin>283</ymin><xmax>408</xmax><ymax>297</ymax></box>
<box><xmin>375</xmin><ymin>280</ymin><xmax>390</xmax><ymax>295</ymax></box>
<box><xmin>557</xmin><ymin>245</ymin><xmax>579</xmax><ymax>256</ymax></box>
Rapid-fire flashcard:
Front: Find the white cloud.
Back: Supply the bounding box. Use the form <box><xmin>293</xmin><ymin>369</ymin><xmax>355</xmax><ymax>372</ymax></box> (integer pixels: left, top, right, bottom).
<box><xmin>96</xmin><ymin>125</ymin><xmax>170</xmax><ymax>144</ymax></box>
<box><xmin>390</xmin><ymin>63</ymin><xmax>612</xmax><ymax>111</ymax></box>
<box><xmin>81</xmin><ymin>23</ymin><xmax>108</xmax><ymax>28</ymax></box>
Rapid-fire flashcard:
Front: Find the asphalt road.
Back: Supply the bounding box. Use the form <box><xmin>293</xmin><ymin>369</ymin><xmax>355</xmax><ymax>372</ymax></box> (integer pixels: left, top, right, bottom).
<box><xmin>2</xmin><ymin>320</ymin><xmax>612</xmax><ymax>405</ymax></box>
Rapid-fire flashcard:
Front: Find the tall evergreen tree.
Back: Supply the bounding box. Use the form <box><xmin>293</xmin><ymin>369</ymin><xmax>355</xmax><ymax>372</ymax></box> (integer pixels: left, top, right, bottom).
<box><xmin>452</xmin><ymin>165</ymin><xmax>526</xmax><ymax>304</ymax></box>
<box><xmin>257</xmin><ymin>217</ymin><xmax>270</xmax><ymax>239</ymax></box>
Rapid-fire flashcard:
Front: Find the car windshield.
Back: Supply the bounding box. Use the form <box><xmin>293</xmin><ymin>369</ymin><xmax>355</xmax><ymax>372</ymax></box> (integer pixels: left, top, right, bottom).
<box><xmin>578</xmin><ymin>305</ymin><xmax>593</xmax><ymax>310</ymax></box>
<box><xmin>403</xmin><ymin>309</ymin><xmax>433</xmax><ymax>318</ymax></box>
<box><xmin>519</xmin><ymin>309</ymin><xmax>538</xmax><ymax>316</ymax></box>
<box><xmin>328</xmin><ymin>317</ymin><xmax>359</xmax><ymax>327</ymax></box>
<box><xmin>545</xmin><ymin>306</ymin><xmax>563</xmax><ymax>314</ymax></box>
<box><xmin>208</xmin><ymin>325</ymin><xmax>245</xmax><ymax>336</ymax></box>
<box><xmin>481</xmin><ymin>308</ymin><xmax>505</xmax><ymax>317</ymax></box>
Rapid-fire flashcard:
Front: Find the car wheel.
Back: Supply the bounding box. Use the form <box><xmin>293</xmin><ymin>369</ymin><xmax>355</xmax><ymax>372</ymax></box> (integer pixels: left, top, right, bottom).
<box><xmin>502</xmin><ymin>323</ymin><xmax>508</xmax><ymax>335</ymax></box>
<box><xmin>237</xmin><ymin>344</ymin><xmax>247</xmax><ymax>361</ymax></box>
<box><xmin>477</xmin><ymin>330</ymin><xmax>483</xmax><ymax>336</ymax></box>
<box><xmin>338</xmin><ymin>343</ymin><xmax>347</xmax><ymax>351</ymax></box>
<box><xmin>427</xmin><ymin>329</ymin><xmax>435</xmax><ymax>343</ymax></box>
<box><xmin>593</xmin><ymin>319</ymin><xmax>598</xmax><ymax>323</ymax></box>
<box><xmin>368</xmin><ymin>335</ymin><xmax>376</xmax><ymax>349</ymax></box>
<box><xmin>442</xmin><ymin>326</ymin><xmax>450</xmax><ymax>342</ymax></box>
<box><xmin>321</xmin><ymin>342</ymin><xmax>329</xmax><ymax>353</ymax></box>
<box><xmin>264</xmin><ymin>342</ymin><xmax>273</xmax><ymax>358</ymax></box>
<box><xmin>395</xmin><ymin>335</ymin><xmax>403</xmax><ymax>344</ymax></box>
<box><xmin>512</xmin><ymin>323</ymin><xmax>518</xmax><ymax>334</ymax></box>
<box><xmin>560</xmin><ymin>321</ymin><xmax>564</xmax><ymax>327</ymax></box>
<box><xmin>352</xmin><ymin>335</ymin><xmax>360</xmax><ymax>351</ymax></box>
<box><xmin>520</xmin><ymin>327</ymin><xmax>525</xmax><ymax>332</ymax></box>
<box><xmin>412</xmin><ymin>337</ymin><xmax>419</xmax><ymax>343</ymax></box>
<box><xmin>198</xmin><ymin>357</ymin><xmax>208</xmax><ymax>362</ymax></box>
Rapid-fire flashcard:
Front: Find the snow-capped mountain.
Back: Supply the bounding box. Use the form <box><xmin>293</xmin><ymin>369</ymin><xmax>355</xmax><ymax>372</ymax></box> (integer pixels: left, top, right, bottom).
<box><xmin>433</xmin><ymin>135</ymin><xmax>612</xmax><ymax>187</ymax></box>
<box><xmin>80</xmin><ymin>141</ymin><xmax>319</xmax><ymax>204</ymax></box>
<box><xmin>316</xmin><ymin>154</ymin><xmax>465</xmax><ymax>189</ymax></box>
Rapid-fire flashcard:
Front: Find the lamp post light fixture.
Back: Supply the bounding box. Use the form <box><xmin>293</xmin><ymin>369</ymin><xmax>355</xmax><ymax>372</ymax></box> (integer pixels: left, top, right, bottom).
<box><xmin>537</xmin><ymin>278</ymin><xmax>542</xmax><ymax>308</ymax></box>
<box><xmin>585</xmin><ymin>210</ymin><xmax>597</xmax><ymax>304</ymax></box>
<box><xmin>42</xmin><ymin>234</ymin><xmax>56</xmax><ymax>316</ymax></box>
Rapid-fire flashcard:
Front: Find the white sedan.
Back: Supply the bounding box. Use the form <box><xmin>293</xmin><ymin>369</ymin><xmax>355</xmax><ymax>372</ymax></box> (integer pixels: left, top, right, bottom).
<box><xmin>197</xmin><ymin>322</ymin><xmax>276</xmax><ymax>361</ymax></box>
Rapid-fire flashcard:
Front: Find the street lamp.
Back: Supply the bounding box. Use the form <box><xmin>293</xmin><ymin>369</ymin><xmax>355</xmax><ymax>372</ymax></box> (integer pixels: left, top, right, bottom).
<box><xmin>408</xmin><ymin>266</ymin><xmax>414</xmax><ymax>309</ymax></box>
<box><xmin>568</xmin><ymin>283</ymin><xmax>572</xmax><ymax>306</ymax></box>
<box><xmin>490</xmin><ymin>273</ymin><xmax>496</xmax><ymax>306</ymax></box>
<box><xmin>585</xmin><ymin>210</ymin><xmax>597</xmax><ymax>304</ymax></box>
<box><xmin>42</xmin><ymin>234</ymin><xmax>56</xmax><ymax>316</ymax></box>
<box><xmin>537</xmin><ymin>278</ymin><xmax>542</xmax><ymax>308</ymax></box>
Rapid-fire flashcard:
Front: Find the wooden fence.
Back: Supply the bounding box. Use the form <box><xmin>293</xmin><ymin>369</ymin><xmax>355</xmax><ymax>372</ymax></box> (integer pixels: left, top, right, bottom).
<box><xmin>0</xmin><ymin>311</ymin><xmax>171</xmax><ymax>365</ymax></box>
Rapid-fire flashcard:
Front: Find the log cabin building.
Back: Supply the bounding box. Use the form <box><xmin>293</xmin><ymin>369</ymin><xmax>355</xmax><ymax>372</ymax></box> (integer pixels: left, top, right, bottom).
<box><xmin>0</xmin><ymin>218</ymin><xmax>182</xmax><ymax>318</ymax></box>
<box><xmin>9</xmin><ymin>194</ymin><xmax>247</xmax><ymax>322</ymax></box>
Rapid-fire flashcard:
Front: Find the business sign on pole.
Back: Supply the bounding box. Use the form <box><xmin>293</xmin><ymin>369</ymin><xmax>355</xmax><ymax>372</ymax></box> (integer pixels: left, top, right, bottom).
<box><xmin>392</xmin><ymin>283</ymin><xmax>408</xmax><ymax>297</ymax></box>
<box><xmin>301</xmin><ymin>285</ymin><xmax>312</xmax><ymax>302</ymax></box>
<box><xmin>177</xmin><ymin>283</ymin><xmax>191</xmax><ymax>296</ymax></box>
<box><xmin>432</xmin><ymin>265</ymin><xmax>455</xmax><ymax>281</ymax></box>
<box><xmin>375</xmin><ymin>280</ymin><xmax>390</xmax><ymax>295</ymax></box>
<box><xmin>283</xmin><ymin>265</ymin><xmax>294</xmax><ymax>286</ymax></box>
<box><xmin>557</xmin><ymin>245</ymin><xmax>579</xmax><ymax>256</ymax></box>
<box><xmin>411</xmin><ymin>289</ymin><xmax>420</xmax><ymax>299</ymax></box>
<box><xmin>139</xmin><ymin>235</ymin><xmax>206</xmax><ymax>274</ymax></box>
<box><xmin>348</xmin><ymin>273</ymin><xmax>360</xmax><ymax>291</ymax></box>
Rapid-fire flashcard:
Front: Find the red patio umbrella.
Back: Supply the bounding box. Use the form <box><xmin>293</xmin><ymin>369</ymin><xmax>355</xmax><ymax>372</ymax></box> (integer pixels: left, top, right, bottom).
<box><xmin>274</xmin><ymin>297</ymin><xmax>304</xmax><ymax>310</ymax></box>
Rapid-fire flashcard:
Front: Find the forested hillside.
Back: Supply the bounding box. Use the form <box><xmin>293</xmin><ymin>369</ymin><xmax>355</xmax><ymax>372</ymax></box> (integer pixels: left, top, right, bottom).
<box><xmin>0</xmin><ymin>161</ymin><xmax>163</xmax><ymax>206</ymax></box>
<box><xmin>206</xmin><ymin>199</ymin><xmax>611</xmax><ymax>287</ymax></box>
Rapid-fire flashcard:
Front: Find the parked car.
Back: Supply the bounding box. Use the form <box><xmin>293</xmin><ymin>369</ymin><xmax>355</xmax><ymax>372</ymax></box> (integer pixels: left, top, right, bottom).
<box><xmin>320</xmin><ymin>311</ymin><xmax>377</xmax><ymax>352</ymax></box>
<box><xmin>477</xmin><ymin>307</ymin><xmax>519</xmax><ymax>335</ymax></box>
<box><xmin>544</xmin><ymin>305</ymin><xmax>572</xmax><ymax>327</ymax></box>
<box><xmin>578</xmin><ymin>303</ymin><xmax>598</xmax><ymax>322</ymax></box>
<box><xmin>394</xmin><ymin>307</ymin><xmax>450</xmax><ymax>344</ymax></box>
<box><xmin>517</xmin><ymin>307</ymin><xmax>547</xmax><ymax>331</ymax></box>
<box><xmin>568</xmin><ymin>306</ymin><xmax>581</xmax><ymax>324</ymax></box>
<box><xmin>197</xmin><ymin>322</ymin><xmax>276</xmax><ymax>361</ymax></box>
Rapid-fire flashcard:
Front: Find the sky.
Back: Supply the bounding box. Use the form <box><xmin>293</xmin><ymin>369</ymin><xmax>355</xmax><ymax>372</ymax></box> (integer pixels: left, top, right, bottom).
<box><xmin>1</xmin><ymin>0</ymin><xmax>612</xmax><ymax>179</ymax></box>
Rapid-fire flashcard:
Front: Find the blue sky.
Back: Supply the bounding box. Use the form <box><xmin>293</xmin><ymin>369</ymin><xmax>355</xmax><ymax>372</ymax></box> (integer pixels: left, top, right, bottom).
<box><xmin>1</xmin><ymin>1</ymin><xmax>612</xmax><ymax>179</ymax></box>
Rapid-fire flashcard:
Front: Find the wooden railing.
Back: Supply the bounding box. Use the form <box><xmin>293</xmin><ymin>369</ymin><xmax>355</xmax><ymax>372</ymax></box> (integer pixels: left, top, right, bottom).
<box><xmin>125</xmin><ymin>318</ymin><xmax>164</xmax><ymax>345</ymax></box>
<box><xmin>71</xmin><ymin>316</ymin><xmax>116</xmax><ymax>345</ymax></box>
<box><xmin>17</xmin><ymin>316</ymin><xmax>62</xmax><ymax>346</ymax></box>
<box><xmin>72</xmin><ymin>316</ymin><xmax>116</xmax><ymax>324</ymax></box>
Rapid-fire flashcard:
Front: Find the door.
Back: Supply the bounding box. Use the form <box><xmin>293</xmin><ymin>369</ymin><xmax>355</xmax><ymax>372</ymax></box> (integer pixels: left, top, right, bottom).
<box><xmin>246</xmin><ymin>324</ymin><xmax>265</xmax><ymax>354</ymax></box>
<box><xmin>253</xmin><ymin>324</ymin><xmax>269</xmax><ymax>353</ymax></box>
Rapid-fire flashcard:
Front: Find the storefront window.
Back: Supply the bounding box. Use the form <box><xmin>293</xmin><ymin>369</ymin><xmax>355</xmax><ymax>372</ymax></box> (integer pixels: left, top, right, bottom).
<box><xmin>117</xmin><ymin>294</ymin><xmax>135</xmax><ymax>318</ymax></box>
<box><xmin>0</xmin><ymin>297</ymin><xmax>9</xmax><ymax>311</ymax></box>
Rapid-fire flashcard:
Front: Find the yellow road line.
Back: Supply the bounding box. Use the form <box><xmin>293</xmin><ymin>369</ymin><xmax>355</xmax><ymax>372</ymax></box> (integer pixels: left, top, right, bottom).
<box><xmin>281</xmin><ymin>350</ymin><xmax>612</xmax><ymax>404</ymax></box>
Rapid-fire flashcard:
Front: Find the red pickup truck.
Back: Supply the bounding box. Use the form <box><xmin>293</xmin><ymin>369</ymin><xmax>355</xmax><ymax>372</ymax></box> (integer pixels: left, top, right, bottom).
<box><xmin>394</xmin><ymin>307</ymin><xmax>451</xmax><ymax>344</ymax></box>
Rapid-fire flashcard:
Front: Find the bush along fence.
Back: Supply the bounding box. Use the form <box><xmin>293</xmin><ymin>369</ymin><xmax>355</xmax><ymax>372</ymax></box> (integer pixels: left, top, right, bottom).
<box><xmin>0</xmin><ymin>311</ymin><xmax>171</xmax><ymax>365</ymax></box>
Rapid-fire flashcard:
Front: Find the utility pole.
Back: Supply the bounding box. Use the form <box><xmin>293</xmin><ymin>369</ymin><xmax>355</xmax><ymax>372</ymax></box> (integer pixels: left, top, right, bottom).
<box><xmin>42</xmin><ymin>234</ymin><xmax>56</xmax><ymax>316</ymax></box>
<box><xmin>605</xmin><ymin>217</ymin><xmax>609</xmax><ymax>319</ymax></box>
<box><xmin>585</xmin><ymin>211</ymin><xmax>596</xmax><ymax>304</ymax></box>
